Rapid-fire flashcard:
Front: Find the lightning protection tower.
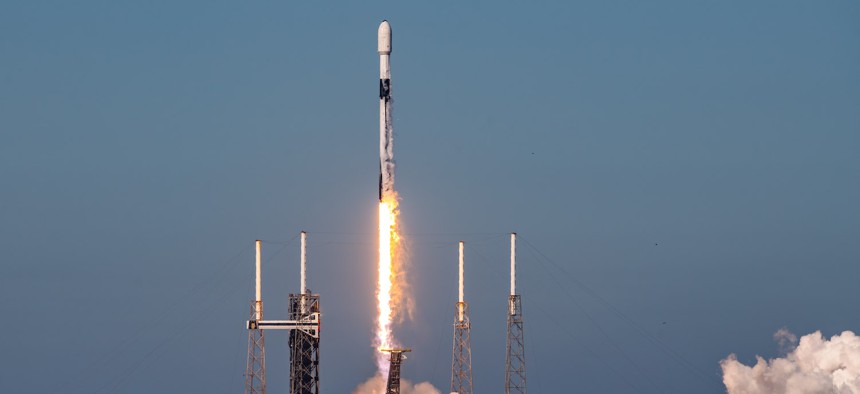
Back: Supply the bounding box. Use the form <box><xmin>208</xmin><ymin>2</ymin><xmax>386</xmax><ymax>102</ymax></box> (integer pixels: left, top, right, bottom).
<box><xmin>288</xmin><ymin>231</ymin><xmax>321</xmax><ymax>394</ymax></box>
<box><xmin>244</xmin><ymin>233</ymin><xmax>321</xmax><ymax>394</ymax></box>
<box><xmin>505</xmin><ymin>233</ymin><xmax>526</xmax><ymax>394</ymax></box>
<box><xmin>451</xmin><ymin>241</ymin><xmax>473</xmax><ymax>394</ymax></box>
<box><xmin>245</xmin><ymin>240</ymin><xmax>267</xmax><ymax>394</ymax></box>
<box><xmin>382</xmin><ymin>348</ymin><xmax>411</xmax><ymax>394</ymax></box>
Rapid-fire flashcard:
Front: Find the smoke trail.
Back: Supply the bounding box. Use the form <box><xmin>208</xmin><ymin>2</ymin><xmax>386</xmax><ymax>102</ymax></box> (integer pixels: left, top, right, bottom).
<box><xmin>352</xmin><ymin>374</ymin><xmax>441</xmax><ymax>394</ymax></box>
<box><xmin>721</xmin><ymin>330</ymin><xmax>860</xmax><ymax>394</ymax></box>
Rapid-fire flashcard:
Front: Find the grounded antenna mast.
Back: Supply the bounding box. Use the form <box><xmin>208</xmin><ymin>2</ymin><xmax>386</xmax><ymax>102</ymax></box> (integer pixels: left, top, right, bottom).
<box><xmin>382</xmin><ymin>348</ymin><xmax>411</xmax><ymax>394</ymax></box>
<box><xmin>245</xmin><ymin>240</ymin><xmax>267</xmax><ymax>394</ymax></box>
<box><xmin>451</xmin><ymin>241</ymin><xmax>473</xmax><ymax>394</ymax></box>
<box><xmin>505</xmin><ymin>232</ymin><xmax>526</xmax><ymax>394</ymax></box>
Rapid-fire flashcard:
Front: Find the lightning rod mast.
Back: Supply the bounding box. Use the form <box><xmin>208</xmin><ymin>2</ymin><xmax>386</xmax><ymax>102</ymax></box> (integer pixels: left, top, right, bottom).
<box><xmin>451</xmin><ymin>241</ymin><xmax>473</xmax><ymax>394</ymax></box>
<box><xmin>505</xmin><ymin>233</ymin><xmax>526</xmax><ymax>394</ymax></box>
<box><xmin>245</xmin><ymin>240</ymin><xmax>267</xmax><ymax>394</ymax></box>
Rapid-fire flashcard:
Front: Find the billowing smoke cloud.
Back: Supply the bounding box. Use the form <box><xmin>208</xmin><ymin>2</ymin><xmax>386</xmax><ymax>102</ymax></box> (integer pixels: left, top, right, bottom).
<box><xmin>721</xmin><ymin>330</ymin><xmax>860</xmax><ymax>394</ymax></box>
<box><xmin>352</xmin><ymin>374</ymin><xmax>441</xmax><ymax>394</ymax></box>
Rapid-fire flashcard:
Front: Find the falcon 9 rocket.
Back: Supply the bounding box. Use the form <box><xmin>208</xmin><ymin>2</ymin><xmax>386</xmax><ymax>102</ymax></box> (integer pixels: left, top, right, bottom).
<box><xmin>378</xmin><ymin>20</ymin><xmax>394</xmax><ymax>201</ymax></box>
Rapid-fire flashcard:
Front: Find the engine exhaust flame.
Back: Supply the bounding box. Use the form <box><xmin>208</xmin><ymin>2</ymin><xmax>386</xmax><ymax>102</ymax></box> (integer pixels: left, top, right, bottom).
<box><xmin>376</xmin><ymin>194</ymin><xmax>400</xmax><ymax>374</ymax></box>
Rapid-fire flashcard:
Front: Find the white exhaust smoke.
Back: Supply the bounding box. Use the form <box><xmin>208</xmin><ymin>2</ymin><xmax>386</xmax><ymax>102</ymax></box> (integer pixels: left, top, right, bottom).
<box><xmin>721</xmin><ymin>330</ymin><xmax>860</xmax><ymax>394</ymax></box>
<box><xmin>352</xmin><ymin>374</ymin><xmax>441</xmax><ymax>394</ymax></box>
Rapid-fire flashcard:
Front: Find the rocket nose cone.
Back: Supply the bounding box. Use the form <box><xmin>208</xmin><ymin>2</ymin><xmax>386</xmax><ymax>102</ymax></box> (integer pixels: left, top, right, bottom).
<box><xmin>378</xmin><ymin>20</ymin><xmax>392</xmax><ymax>54</ymax></box>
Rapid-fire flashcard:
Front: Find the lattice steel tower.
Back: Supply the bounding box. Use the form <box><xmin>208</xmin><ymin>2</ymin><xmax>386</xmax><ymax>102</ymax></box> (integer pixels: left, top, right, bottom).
<box><xmin>505</xmin><ymin>233</ymin><xmax>526</xmax><ymax>394</ymax></box>
<box><xmin>451</xmin><ymin>241</ymin><xmax>473</xmax><ymax>394</ymax></box>
<box><xmin>383</xmin><ymin>348</ymin><xmax>411</xmax><ymax>394</ymax></box>
<box><xmin>245</xmin><ymin>240</ymin><xmax>267</xmax><ymax>394</ymax></box>
<box><xmin>288</xmin><ymin>290</ymin><xmax>320</xmax><ymax>394</ymax></box>
<box><xmin>289</xmin><ymin>231</ymin><xmax>321</xmax><ymax>394</ymax></box>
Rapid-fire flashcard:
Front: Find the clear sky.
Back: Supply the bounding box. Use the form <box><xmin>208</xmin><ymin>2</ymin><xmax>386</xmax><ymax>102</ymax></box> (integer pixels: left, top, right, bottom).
<box><xmin>1</xmin><ymin>1</ymin><xmax>858</xmax><ymax>393</ymax></box>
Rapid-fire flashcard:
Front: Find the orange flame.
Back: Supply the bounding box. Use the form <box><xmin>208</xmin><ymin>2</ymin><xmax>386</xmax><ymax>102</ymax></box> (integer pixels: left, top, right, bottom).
<box><xmin>376</xmin><ymin>194</ymin><xmax>400</xmax><ymax>372</ymax></box>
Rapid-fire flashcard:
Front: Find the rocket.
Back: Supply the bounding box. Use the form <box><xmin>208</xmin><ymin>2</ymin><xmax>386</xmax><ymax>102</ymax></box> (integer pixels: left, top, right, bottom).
<box><xmin>378</xmin><ymin>20</ymin><xmax>394</xmax><ymax>201</ymax></box>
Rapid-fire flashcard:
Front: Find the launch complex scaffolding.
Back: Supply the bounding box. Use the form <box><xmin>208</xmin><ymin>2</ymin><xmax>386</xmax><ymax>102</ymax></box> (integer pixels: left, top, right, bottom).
<box><xmin>242</xmin><ymin>233</ymin><xmax>527</xmax><ymax>394</ymax></box>
<box><xmin>241</xmin><ymin>20</ymin><xmax>528</xmax><ymax>394</ymax></box>
<box><xmin>245</xmin><ymin>233</ymin><xmax>321</xmax><ymax>394</ymax></box>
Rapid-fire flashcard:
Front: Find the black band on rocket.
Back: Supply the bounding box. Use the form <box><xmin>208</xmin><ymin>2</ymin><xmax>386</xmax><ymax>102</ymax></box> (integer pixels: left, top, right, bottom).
<box><xmin>379</xmin><ymin>79</ymin><xmax>391</xmax><ymax>99</ymax></box>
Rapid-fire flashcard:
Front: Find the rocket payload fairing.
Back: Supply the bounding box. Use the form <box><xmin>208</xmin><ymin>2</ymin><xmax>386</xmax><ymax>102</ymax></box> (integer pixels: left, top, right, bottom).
<box><xmin>378</xmin><ymin>20</ymin><xmax>394</xmax><ymax>201</ymax></box>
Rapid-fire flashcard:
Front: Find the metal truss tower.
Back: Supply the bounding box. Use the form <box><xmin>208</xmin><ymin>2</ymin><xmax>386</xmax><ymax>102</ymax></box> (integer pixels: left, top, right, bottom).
<box><xmin>451</xmin><ymin>241</ymin><xmax>473</xmax><ymax>394</ymax></box>
<box><xmin>288</xmin><ymin>293</ymin><xmax>321</xmax><ymax>394</ymax></box>
<box><xmin>245</xmin><ymin>241</ymin><xmax>267</xmax><ymax>394</ymax></box>
<box><xmin>245</xmin><ymin>301</ymin><xmax>267</xmax><ymax>394</ymax></box>
<box><xmin>451</xmin><ymin>303</ymin><xmax>473</xmax><ymax>394</ymax></box>
<box><xmin>383</xmin><ymin>348</ymin><xmax>411</xmax><ymax>394</ymax></box>
<box><xmin>505</xmin><ymin>294</ymin><xmax>526</xmax><ymax>394</ymax></box>
<box><xmin>505</xmin><ymin>233</ymin><xmax>526</xmax><ymax>394</ymax></box>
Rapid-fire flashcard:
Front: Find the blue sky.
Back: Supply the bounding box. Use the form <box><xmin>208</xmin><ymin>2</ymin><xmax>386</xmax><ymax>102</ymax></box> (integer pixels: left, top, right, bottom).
<box><xmin>1</xmin><ymin>1</ymin><xmax>858</xmax><ymax>393</ymax></box>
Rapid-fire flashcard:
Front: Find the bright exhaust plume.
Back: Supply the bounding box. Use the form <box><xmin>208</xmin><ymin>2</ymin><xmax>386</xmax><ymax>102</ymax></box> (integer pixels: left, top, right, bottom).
<box><xmin>375</xmin><ymin>194</ymin><xmax>414</xmax><ymax>373</ymax></box>
<box><xmin>376</xmin><ymin>196</ymin><xmax>399</xmax><ymax>372</ymax></box>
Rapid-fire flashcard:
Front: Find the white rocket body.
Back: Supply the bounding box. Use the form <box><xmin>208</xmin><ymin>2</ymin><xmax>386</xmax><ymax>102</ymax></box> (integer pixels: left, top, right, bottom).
<box><xmin>378</xmin><ymin>20</ymin><xmax>394</xmax><ymax>201</ymax></box>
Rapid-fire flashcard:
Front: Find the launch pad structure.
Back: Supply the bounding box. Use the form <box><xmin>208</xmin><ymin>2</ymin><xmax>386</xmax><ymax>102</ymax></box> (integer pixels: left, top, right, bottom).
<box><xmin>244</xmin><ymin>232</ymin><xmax>321</xmax><ymax>394</ymax></box>
<box><xmin>381</xmin><ymin>348</ymin><xmax>412</xmax><ymax>394</ymax></box>
<box><xmin>288</xmin><ymin>292</ymin><xmax>321</xmax><ymax>394</ymax></box>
